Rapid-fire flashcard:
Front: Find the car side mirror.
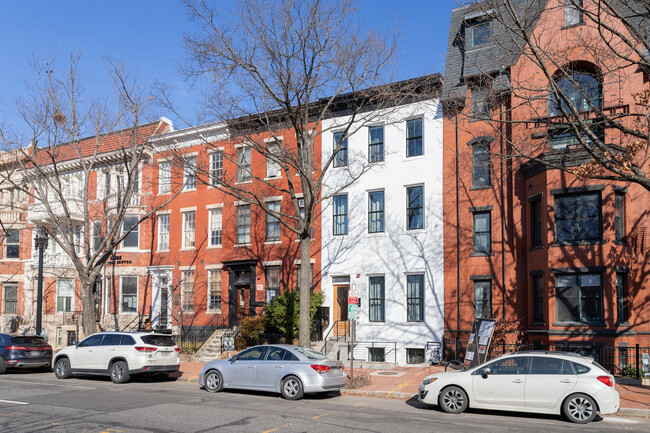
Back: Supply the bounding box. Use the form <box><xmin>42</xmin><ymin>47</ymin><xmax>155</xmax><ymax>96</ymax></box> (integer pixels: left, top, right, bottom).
<box><xmin>481</xmin><ymin>368</ymin><xmax>491</xmax><ymax>379</ymax></box>
<box><xmin>74</xmin><ymin>341</ymin><xmax>79</xmax><ymax>347</ymax></box>
<box><xmin>230</xmin><ymin>355</ymin><xmax>238</xmax><ymax>362</ymax></box>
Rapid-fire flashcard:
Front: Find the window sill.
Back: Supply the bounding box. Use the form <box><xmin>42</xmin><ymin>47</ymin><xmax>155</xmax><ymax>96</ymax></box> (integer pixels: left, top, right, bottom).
<box><xmin>158</xmin><ymin>191</ymin><xmax>171</xmax><ymax>196</ymax></box>
<box><xmin>264</xmin><ymin>176</ymin><xmax>282</xmax><ymax>181</ymax></box>
<box><xmin>264</xmin><ymin>240</ymin><xmax>282</xmax><ymax>245</ymax></box>
<box><xmin>404</xmin><ymin>154</ymin><xmax>425</xmax><ymax>161</ymax></box>
<box><xmin>552</xmin><ymin>321</ymin><xmax>606</xmax><ymax>327</ymax></box>
<box><xmin>406</xmin><ymin>228</ymin><xmax>425</xmax><ymax>232</ymax></box>
<box><xmin>561</xmin><ymin>22</ymin><xmax>585</xmax><ymax>30</ymax></box>
<box><xmin>470</xmin><ymin>252</ymin><xmax>493</xmax><ymax>257</ymax></box>
<box><xmin>551</xmin><ymin>241</ymin><xmax>605</xmax><ymax>247</ymax></box>
<box><xmin>156</xmin><ymin>249</ymin><xmax>170</xmax><ymax>253</ymax></box>
<box><xmin>119</xmin><ymin>312</ymin><xmax>139</xmax><ymax>315</ymax></box>
<box><xmin>234</xmin><ymin>243</ymin><xmax>251</xmax><ymax>248</ymax></box>
<box><xmin>206</xmin><ymin>310</ymin><xmax>223</xmax><ymax>315</ymax></box>
<box><xmin>332</xmin><ymin>165</ymin><xmax>349</xmax><ymax>169</ymax></box>
<box><xmin>182</xmin><ymin>188</ymin><xmax>197</xmax><ymax>193</ymax></box>
<box><xmin>1</xmin><ymin>258</ymin><xmax>21</xmax><ymax>262</ymax></box>
<box><xmin>235</xmin><ymin>181</ymin><xmax>252</xmax><ymax>185</ymax></box>
<box><xmin>469</xmin><ymin>185</ymin><xmax>492</xmax><ymax>191</ymax></box>
<box><xmin>612</xmin><ymin>241</ymin><xmax>629</xmax><ymax>246</ymax></box>
<box><xmin>404</xmin><ymin>321</ymin><xmax>426</xmax><ymax>325</ymax></box>
<box><xmin>616</xmin><ymin>322</ymin><xmax>631</xmax><ymax>328</ymax></box>
<box><xmin>468</xmin><ymin>115</ymin><xmax>491</xmax><ymax>123</ymax></box>
<box><xmin>366</xmin><ymin>231</ymin><xmax>386</xmax><ymax>236</ymax></box>
<box><xmin>180</xmin><ymin>247</ymin><xmax>196</xmax><ymax>252</ymax></box>
<box><xmin>206</xmin><ymin>245</ymin><xmax>222</xmax><ymax>250</ymax></box>
<box><xmin>333</xmin><ymin>233</ymin><xmax>348</xmax><ymax>237</ymax></box>
<box><xmin>530</xmin><ymin>321</ymin><xmax>546</xmax><ymax>327</ymax></box>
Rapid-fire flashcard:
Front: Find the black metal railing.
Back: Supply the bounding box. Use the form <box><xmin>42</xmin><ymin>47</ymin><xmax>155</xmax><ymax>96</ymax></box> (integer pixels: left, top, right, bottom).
<box><xmin>442</xmin><ymin>338</ymin><xmax>650</xmax><ymax>379</ymax></box>
<box><xmin>322</xmin><ymin>320</ymin><xmax>350</xmax><ymax>355</ymax></box>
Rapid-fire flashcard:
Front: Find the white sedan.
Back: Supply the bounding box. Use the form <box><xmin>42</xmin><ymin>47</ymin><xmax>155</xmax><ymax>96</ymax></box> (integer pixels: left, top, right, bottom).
<box><xmin>419</xmin><ymin>351</ymin><xmax>620</xmax><ymax>423</ymax></box>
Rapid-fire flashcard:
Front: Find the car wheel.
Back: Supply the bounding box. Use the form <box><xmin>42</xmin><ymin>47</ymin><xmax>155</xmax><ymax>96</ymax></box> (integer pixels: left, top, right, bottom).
<box><xmin>281</xmin><ymin>375</ymin><xmax>304</xmax><ymax>400</ymax></box>
<box><xmin>54</xmin><ymin>358</ymin><xmax>71</xmax><ymax>379</ymax></box>
<box><xmin>563</xmin><ymin>393</ymin><xmax>597</xmax><ymax>424</ymax></box>
<box><xmin>438</xmin><ymin>386</ymin><xmax>468</xmax><ymax>414</ymax></box>
<box><xmin>110</xmin><ymin>361</ymin><xmax>130</xmax><ymax>384</ymax></box>
<box><xmin>204</xmin><ymin>370</ymin><xmax>224</xmax><ymax>393</ymax></box>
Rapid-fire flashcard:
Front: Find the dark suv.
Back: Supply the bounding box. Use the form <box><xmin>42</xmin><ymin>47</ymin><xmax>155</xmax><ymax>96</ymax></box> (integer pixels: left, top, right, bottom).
<box><xmin>0</xmin><ymin>333</ymin><xmax>52</xmax><ymax>373</ymax></box>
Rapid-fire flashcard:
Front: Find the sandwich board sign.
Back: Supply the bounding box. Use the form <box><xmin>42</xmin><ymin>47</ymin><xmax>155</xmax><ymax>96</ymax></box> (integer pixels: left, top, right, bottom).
<box><xmin>463</xmin><ymin>318</ymin><xmax>496</xmax><ymax>369</ymax></box>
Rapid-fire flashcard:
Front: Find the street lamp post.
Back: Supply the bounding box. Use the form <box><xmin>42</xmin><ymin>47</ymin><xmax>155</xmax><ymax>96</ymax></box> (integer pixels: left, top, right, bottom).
<box><xmin>34</xmin><ymin>227</ymin><xmax>48</xmax><ymax>335</ymax></box>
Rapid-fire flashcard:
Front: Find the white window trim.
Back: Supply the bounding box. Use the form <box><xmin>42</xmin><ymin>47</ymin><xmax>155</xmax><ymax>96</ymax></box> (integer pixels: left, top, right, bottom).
<box><xmin>158</xmin><ymin>160</ymin><xmax>172</xmax><ymax>195</ymax></box>
<box><xmin>405</xmin><ymin>183</ymin><xmax>426</xmax><ymax>231</ymax></box>
<box><xmin>181</xmin><ymin>270</ymin><xmax>195</xmax><ymax>313</ymax></box>
<box><xmin>121</xmin><ymin>215</ymin><xmax>140</xmax><ymax>250</ymax></box>
<box><xmin>157</xmin><ymin>214</ymin><xmax>170</xmax><ymax>252</ymax></box>
<box><xmin>182</xmin><ymin>211</ymin><xmax>196</xmax><ymax>250</ymax></box>
<box><xmin>55</xmin><ymin>279</ymin><xmax>74</xmax><ymax>314</ymax></box>
<box><xmin>207</xmin><ymin>269</ymin><xmax>222</xmax><ymax>314</ymax></box>
<box><xmin>405</xmin><ymin>115</ymin><xmax>425</xmax><ymax>158</ymax></box>
<box><xmin>208</xmin><ymin>207</ymin><xmax>223</xmax><ymax>248</ymax></box>
<box><xmin>119</xmin><ymin>276</ymin><xmax>139</xmax><ymax>315</ymax></box>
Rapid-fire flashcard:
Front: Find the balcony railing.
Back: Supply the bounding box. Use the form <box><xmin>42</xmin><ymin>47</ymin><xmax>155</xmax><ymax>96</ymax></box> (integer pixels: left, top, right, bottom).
<box><xmin>106</xmin><ymin>193</ymin><xmax>141</xmax><ymax>209</ymax></box>
<box><xmin>27</xmin><ymin>198</ymin><xmax>85</xmax><ymax>224</ymax></box>
<box><xmin>43</xmin><ymin>253</ymin><xmax>74</xmax><ymax>268</ymax></box>
<box><xmin>0</xmin><ymin>210</ymin><xmax>22</xmax><ymax>224</ymax></box>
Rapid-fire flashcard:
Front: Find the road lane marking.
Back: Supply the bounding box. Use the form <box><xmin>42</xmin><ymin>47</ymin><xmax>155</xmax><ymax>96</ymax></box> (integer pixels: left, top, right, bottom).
<box><xmin>0</xmin><ymin>400</ymin><xmax>29</xmax><ymax>405</ymax></box>
<box><xmin>107</xmin><ymin>429</ymin><xmax>125</xmax><ymax>432</ymax></box>
<box><xmin>311</xmin><ymin>413</ymin><xmax>328</xmax><ymax>419</ymax></box>
<box><xmin>262</xmin><ymin>429</ymin><xmax>279</xmax><ymax>433</ymax></box>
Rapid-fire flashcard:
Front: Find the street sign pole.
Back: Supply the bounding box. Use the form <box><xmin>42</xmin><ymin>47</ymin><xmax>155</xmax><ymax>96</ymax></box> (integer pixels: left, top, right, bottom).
<box><xmin>349</xmin><ymin>318</ymin><xmax>354</xmax><ymax>382</ymax></box>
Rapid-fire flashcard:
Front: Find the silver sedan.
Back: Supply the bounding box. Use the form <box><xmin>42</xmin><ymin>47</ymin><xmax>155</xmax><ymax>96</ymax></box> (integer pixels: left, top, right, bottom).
<box><xmin>198</xmin><ymin>344</ymin><xmax>347</xmax><ymax>400</ymax></box>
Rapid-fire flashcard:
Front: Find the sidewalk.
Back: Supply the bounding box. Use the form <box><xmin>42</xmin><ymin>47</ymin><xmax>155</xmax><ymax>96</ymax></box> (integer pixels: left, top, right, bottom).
<box><xmin>173</xmin><ymin>362</ymin><xmax>650</xmax><ymax>417</ymax></box>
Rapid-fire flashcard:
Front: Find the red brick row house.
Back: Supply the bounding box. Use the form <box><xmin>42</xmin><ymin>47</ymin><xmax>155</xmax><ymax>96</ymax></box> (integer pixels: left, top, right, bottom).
<box><xmin>443</xmin><ymin>0</ymin><xmax>650</xmax><ymax>366</ymax></box>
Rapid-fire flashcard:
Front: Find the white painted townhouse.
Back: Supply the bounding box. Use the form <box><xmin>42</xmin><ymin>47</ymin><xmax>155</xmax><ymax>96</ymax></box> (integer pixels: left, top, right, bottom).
<box><xmin>320</xmin><ymin>75</ymin><xmax>444</xmax><ymax>365</ymax></box>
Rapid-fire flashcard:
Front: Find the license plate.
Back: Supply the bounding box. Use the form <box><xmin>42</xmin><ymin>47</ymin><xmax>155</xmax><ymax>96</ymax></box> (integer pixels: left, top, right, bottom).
<box><xmin>159</xmin><ymin>351</ymin><xmax>170</xmax><ymax>357</ymax></box>
<box><xmin>30</xmin><ymin>351</ymin><xmax>40</xmax><ymax>357</ymax></box>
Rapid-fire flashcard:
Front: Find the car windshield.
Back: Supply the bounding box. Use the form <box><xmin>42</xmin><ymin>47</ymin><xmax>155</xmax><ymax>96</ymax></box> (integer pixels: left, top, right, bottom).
<box><xmin>294</xmin><ymin>347</ymin><xmax>328</xmax><ymax>360</ymax></box>
<box><xmin>10</xmin><ymin>336</ymin><xmax>48</xmax><ymax>345</ymax></box>
<box><xmin>141</xmin><ymin>335</ymin><xmax>175</xmax><ymax>346</ymax></box>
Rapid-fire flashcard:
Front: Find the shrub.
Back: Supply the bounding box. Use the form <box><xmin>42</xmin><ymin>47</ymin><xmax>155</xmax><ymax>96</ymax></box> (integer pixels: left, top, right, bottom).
<box><xmin>620</xmin><ymin>365</ymin><xmax>640</xmax><ymax>378</ymax></box>
<box><xmin>264</xmin><ymin>289</ymin><xmax>324</xmax><ymax>340</ymax></box>
<box><xmin>238</xmin><ymin>315</ymin><xmax>267</xmax><ymax>346</ymax></box>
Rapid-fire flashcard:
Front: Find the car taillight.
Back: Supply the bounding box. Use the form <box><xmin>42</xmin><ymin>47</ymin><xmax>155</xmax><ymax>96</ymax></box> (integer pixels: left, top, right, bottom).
<box><xmin>311</xmin><ymin>364</ymin><xmax>330</xmax><ymax>374</ymax></box>
<box><xmin>134</xmin><ymin>346</ymin><xmax>157</xmax><ymax>352</ymax></box>
<box><xmin>6</xmin><ymin>346</ymin><xmax>29</xmax><ymax>350</ymax></box>
<box><xmin>174</xmin><ymin>347</ymin><xmax>180</xmax><ymax>352</ymax></box>
<box><xmin>341</xmin><ymin>365</ymin><xmax>344</xmax><ymax>371</ymax></box>
<box><xmin>597</xmin><ymin>376</ymin><xmax>614</xmax><ymax>387</ymax></box>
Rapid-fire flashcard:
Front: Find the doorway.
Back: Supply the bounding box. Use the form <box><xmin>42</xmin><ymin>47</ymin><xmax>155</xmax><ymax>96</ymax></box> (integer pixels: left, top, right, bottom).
<box><xmin>159</xmin><ymin>277</ymin><xmax>169</xmax><ymax>327</ymax></box>
<box><xmin>333</xmin><ymin>285</ymin><xmax>349</xmax><ymax>336</ymax></box>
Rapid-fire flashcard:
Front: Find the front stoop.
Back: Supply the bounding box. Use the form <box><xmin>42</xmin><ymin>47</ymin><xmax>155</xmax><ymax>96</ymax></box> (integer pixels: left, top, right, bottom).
<box><xmin>192</xmin><ymin>328</ymin><xmax>230</xmax><ymax>362</ymax></box>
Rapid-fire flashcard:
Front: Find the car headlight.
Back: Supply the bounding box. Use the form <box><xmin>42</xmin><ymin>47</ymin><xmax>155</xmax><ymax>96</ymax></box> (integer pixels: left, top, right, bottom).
<box><xmin>422</xmin><ymin>377</ymin><xmax>438</xmax><ymax>386</ymax></box>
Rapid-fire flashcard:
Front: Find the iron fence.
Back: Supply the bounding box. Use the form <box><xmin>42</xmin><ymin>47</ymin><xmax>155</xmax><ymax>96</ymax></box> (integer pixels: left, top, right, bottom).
<box><xmin>443</xmin><ymin>337</ymin><xmax>650</xmax><ymax>379</ymax></box>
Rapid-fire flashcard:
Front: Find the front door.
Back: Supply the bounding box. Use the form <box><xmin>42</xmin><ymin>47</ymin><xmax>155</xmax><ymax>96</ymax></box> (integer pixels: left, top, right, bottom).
<box><xmin>334</xmin><ymin>285</ymin><xmax>349</xmax><ymax>337</ymax></box>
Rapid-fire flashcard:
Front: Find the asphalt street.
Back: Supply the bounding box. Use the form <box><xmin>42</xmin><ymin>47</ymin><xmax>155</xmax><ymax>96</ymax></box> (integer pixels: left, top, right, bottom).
<box><xmin>0</xmin><ymin>371</ymin><xmax>645</xmax><ymax>433</ymax></box>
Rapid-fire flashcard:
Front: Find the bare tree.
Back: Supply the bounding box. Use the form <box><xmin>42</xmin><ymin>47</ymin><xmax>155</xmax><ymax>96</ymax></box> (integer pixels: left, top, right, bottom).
<box><xmin>0</xmin><ymin>53</ymin><xmax>177</xmax><ymax>337</ymax></box>
<box><xmin>154</xmin><ymin>0</ymin><xmax>437</xmax><ymax>346</ymax></box>
<box><xmin>460</xmin><ymin>0</ymin><xmax>650</xmax><ymax>190</ymax></box>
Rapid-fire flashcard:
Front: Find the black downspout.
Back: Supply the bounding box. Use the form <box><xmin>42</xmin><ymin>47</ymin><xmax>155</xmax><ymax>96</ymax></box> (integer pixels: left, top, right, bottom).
<box><xmin>500</xmin><ymin>103</ymin><xmax>506</xmax><ymax>323</ymax></box>
<box><xmin>456</xmin><ymin>113</ymin><xmax>461</xmax><ymax>339</ymax></box>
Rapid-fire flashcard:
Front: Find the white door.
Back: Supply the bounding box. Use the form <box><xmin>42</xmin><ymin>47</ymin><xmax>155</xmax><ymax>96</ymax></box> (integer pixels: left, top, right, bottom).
<box><xmin>226</xmin><ymin>346</ymin><xmax>266</xmax><ymax>388</ymax></box>
<box><xmin>525</xmin><ymin>357</ymin><xmax>578</xmax><ymax>409</ymax></box>
<box><xmin>72</xmin><ymin>334</ymin><xmax>104</xmax><ymax>369</ymax></box>
<box><xmin>472</xmin><ymin>356</ymin><xmax>528</xmax><ymax>409</ymax></box>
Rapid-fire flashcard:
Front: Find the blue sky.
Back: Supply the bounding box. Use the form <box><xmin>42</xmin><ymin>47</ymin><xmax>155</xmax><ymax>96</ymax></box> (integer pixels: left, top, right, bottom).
<box><xmin>0</xmin><ymin>1</ymin><xmax>459</xmax><ymax>137</ymax></box>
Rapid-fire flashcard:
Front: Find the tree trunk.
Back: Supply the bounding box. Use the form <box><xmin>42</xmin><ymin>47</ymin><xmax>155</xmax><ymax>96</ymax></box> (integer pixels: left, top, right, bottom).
<box><xmin>80</xmin><ymin>276</ymin><xmax>98</xmax><ymax>337</ymax></box>
<box><xmin>298</xmin><ymin>232</ymin><xmax>311</xmax><ymax>346</ymax></box>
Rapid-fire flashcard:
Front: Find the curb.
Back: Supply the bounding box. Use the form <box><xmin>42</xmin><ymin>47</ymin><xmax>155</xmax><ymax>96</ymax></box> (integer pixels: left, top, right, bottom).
<box><xmin>616</xmin><ymin>408</ymin><xmax>650</xmax><ymax>418</ymax></box>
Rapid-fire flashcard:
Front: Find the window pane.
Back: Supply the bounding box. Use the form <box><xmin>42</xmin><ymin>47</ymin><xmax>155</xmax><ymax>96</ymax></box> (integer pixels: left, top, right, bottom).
<box><xmin>158</xmin><ymin>214</ymin><xmax>170</xmax><ymax>250</ymax></box>
<box><xmin>407</xmin><ymin>186</ymin><xmax>424</xmax><ymax>230</ymax></box>
<box><xmin>121</xmin><ymin>276</ymin><xmax>138</xmax><ymax>313</ymax></box>
<box><xmin>333</xmin><ymin>132</ymin><xmax>348</xmax><ymax>167</ymax></box>
<box><xmin>407</xmin><ymin>274</ymin><xmax>424</xmax><ymax>322</ymax></box>
<box><xmin>3</xmin><ymin>283</ymin><xmax>18</xmax><ymax>314</ymax></box>
<box><xmin>406</xmin><ymin>118</ymin><xmax>423</xmax><ymax>157</ymax></box>
<box><xmin>474</xmin><ymin>280</ymin><xmax>491</xmax><ymax>319</ymax></box>
<box><xmin>333</xmin><ymin>195</ymin><xmax>348</xmax><ymax>235</ymax></box>
<box><xmin>368</xmin><ymin>191</ymin><xmax>384</xmax><ymax>233</ymax></box>
<box><xmin>210</xmin><ymin>208</ymin><xmax>222</xmax><ymax>246</ymax></box>
<box><xmin>368</xmin><ymin>126</ymin><xmax>384</xmax><ymax>162</ymax></box>
<box><xmin>237</xmin><ymin>148</ymin><xmax>251</xmax><ymax>182</ymax></box>
<box><xmin>183</xmin><ymin>211</ymin><xmax>195</xmax><ymax>248</ymax></box>
<box><xmin>210</xmin><ymin>152</ymin><xmax>223</xmax><ymax>185</ymax></box>
<box><xmin>369</xmin><ymin>276</ymin><xmax>385</xmax><ymax>322</ymax></box>
<box><xmin>237</xmin><ymin>205</ymin><xmax>251</xmax><ymax>244</ymax></box>
<box><xmin>266</xmin><ymin>201</ymin><xmax>281</xmax><ymax>241</ymax></box>
<box><xmin>122</xmin><ymin>215</ymin><xmax>139</xmax><ymax>248</ymax></box>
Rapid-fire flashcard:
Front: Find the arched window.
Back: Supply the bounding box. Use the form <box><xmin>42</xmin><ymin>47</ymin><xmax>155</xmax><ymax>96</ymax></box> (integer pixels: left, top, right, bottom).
<box><xmin>549</xmin><ymin>72</ymin><xmax>600</xmax><ymax>116</ymax></box>
<box><xmin>548</xmin><ymin>67</ymin><xmax>603</xmax><ymax>149</ymax></box>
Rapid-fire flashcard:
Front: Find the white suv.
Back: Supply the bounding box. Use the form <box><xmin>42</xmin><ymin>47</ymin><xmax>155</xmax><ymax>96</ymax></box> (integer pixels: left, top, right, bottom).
<box><xmin>53</xmin><ymin>332</ymin><xmax>180</xmax><ymax>383</ymax></box>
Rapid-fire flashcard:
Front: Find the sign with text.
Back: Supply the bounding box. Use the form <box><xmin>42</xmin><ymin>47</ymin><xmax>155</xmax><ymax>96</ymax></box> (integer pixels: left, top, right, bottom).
<box><xmin>256</xmin><ymin>284</ymin><xmax>264</xmax><ymax>291</ymax></box>
<box><xmin>348</xmin><ymin>289</ymin><xmax>358</xmax><ymax>299</ymax></box>
<box><xmin>463</xmin><ymin>318</ymin><xmax>496</xmax><ymax>369</ymax></box>
<box><xmin>348</xmin><ymin>296</ymin><xmax>358</xmax><ymax>305</ymax></box>
<box><xmin>348</xmin><ymin>304</ymin><xmax>358</xmax><ymax>320</ymax></box>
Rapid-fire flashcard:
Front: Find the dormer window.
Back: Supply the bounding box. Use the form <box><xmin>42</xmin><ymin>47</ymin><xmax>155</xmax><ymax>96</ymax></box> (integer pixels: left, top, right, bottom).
<box><xmin>564</xmin><ymin>0</ymin><xmax>584</xmax><ymax>27</ymax></box>
<box><xmin>466</xmin><ymin>17</ymin><xmax>491</xmax><ymax>48</ymax></box>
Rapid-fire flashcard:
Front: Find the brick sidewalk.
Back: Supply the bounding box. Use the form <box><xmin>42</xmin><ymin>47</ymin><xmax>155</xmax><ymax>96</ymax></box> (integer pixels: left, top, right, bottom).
<box><xmin>174</xmin><ymin>362</ymin><xmax>650</xmax><ymax>416</ymax></box>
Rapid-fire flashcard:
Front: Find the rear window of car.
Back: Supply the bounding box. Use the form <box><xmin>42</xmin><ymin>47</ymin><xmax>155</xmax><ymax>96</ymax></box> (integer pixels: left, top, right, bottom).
<box><xmin>120</xmin><ymin>335</ymin><xmax>136</xmax><ymax>346</ymax></box>
<box><xmin>294</xmin><ymin>347</ymin><xmax>329</xmax><ymax>360</ymax></box>
<box><xmin>10</xmin><ymin>336</ymin><xmax>48</xmax><ymax>345</ymax></box>
<box><xmin>140</xmin><ymin>335</ymin><xmax>175</xmax><ymax>347</ymax></box>
<box><xmin>572</xmin><ymin>362</ymin><xmax>591</xmax><ymax>374</ymax></box>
